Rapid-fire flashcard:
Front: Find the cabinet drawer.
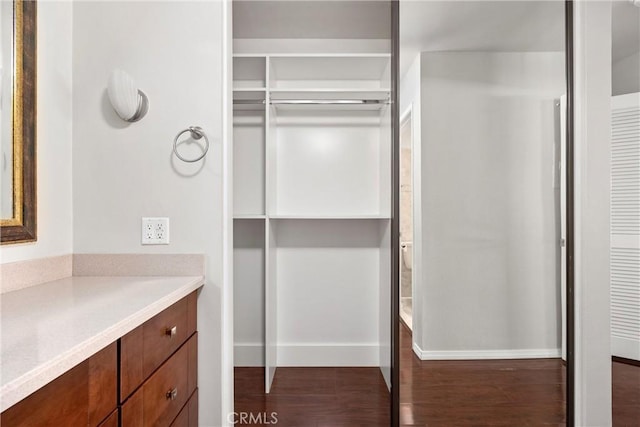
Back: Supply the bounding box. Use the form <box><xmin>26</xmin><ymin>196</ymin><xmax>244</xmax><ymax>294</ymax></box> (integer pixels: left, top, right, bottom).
<box><xmin>98</xmin><ymin>409</ymin><xmax>118</xmax><ymax>427</ymax></box>
<box><xmin>121</xmin><ymin>292</ymin><xmax>197</xmax><ymax>399</ymax></box>
<box><xmin>121</xmin><ymin>334</ymin><xmax>197</xmax><ymax>427</ymax></box>
<box><xmin>1</xmin><ymin>342</ymin><xmax>117</xmax><ymax>427</ymax></box>
<box><xmin>170</xmin><ymin>389</ymin><xmax>198</xmax><ymax>427</ymax></box>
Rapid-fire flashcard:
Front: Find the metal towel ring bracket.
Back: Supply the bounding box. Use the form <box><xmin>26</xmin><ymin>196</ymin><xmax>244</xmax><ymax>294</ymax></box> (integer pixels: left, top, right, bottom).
<box><xmin>173</xmin><ymin>126</ymin><xmax>209</xmax><ymax>163</ymax></box>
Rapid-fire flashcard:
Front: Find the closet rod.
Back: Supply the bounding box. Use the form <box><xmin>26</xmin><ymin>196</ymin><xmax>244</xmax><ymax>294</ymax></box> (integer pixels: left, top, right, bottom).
<box><xmin>270</xmin><ymin>99</ymin><xmax>390</xmax><ymax>105</ymax></box>
<box><xmin>233</xmin><ymin>99</ymin><xmax>391</xmax><ymax>106</ymax></box>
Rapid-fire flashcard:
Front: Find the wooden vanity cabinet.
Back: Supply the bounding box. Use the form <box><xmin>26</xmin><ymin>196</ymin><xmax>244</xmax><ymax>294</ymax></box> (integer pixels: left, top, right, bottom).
<box><xmin>98</xmin><ymin>410</ymin><xmax>119</xmax><ymax>427</ymax></box>
<box><xmin>120</xmin><ymin>291</ymin><xmax>198</xmax><ymax>427</ymax></box>
<box><xmin>1</xmin><ymin>291</ymin><xmax>198</xmax><ymax>427</ymax></box>
<box><xmin>0</xmin><ymin>342</ymin><xmax>117</xmax><ymax>427</ymax></box>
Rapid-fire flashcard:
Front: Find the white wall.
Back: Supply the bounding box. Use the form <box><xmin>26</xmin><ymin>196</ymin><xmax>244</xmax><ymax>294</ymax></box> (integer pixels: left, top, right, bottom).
<box><xmin>612</xmin><ymin>52</ymin><xmax>640</xmax><ymax>96</ymax></box>
<box><xmin>72</xmin><ymin>2</ymin><xmax>225</xmax><ymax>425</ymax></box>
<box><xmin>417</xmin><ymin>52</ymin><xmax>564</xmax><ymax>356</ymax></box>
<box><xmin>275</xmin><ymin>219</ymin><xmax>382</xmax><ymax>366</ymax></box>
<box><xmin>0</xmin><ymin>1</ymin><xmax>73</xmax><ymax>264</ymax></box>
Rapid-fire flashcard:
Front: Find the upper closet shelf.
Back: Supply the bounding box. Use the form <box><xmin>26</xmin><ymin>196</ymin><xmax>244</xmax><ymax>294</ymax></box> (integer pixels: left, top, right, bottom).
<box><xmin>269</xmin><ymin>214</ymin><xmax>390</xmax><ymax>220</ymax></box>
<box><xmin>234</xmin><ymin>214</ymin><xmax>267</xmax><ymax>220</ymax></box>
<box><xmin>269</xmin><ymin>55</ymin><xmax>390</xmax><ymax>92</ymax></box>
<box><xmin>233</xmin><ymin>87</ymin><xmax>267</xmax><ymax>92</ymax></box>
<box><xmin>269</xmin><ymin>89</ymin><xmax>389</xmax><ymax>98</ymax></box>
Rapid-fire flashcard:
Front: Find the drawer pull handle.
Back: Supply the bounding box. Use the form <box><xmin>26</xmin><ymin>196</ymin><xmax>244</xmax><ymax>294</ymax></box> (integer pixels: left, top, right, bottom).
<box><xmin>165</xmin><ymin>326</ymin><xmax>177</xmax><ymax>338</ymax></box>
<box><xmin>166</xmin><ymin>388</ymin><xmax>178</xmax><ymax>401</ymax></box>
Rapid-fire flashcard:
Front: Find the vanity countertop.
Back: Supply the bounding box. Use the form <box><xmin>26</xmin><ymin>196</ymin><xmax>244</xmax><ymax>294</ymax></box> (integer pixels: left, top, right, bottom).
<box><xmin>0</xmin><ymin>275</ymin><xmax>204</xmax><ymax>412</ymax></box>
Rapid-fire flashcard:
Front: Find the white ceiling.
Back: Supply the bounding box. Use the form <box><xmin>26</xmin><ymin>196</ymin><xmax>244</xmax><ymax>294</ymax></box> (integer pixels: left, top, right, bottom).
<box><xmin>612</xmin><ymin>0</ymin><xmax>640</xmax><ymax>63</ymax></box>
<box><xmin>233</xmin><ymin>0</ymin><xmax>639</xmax><ymax>78</ymax></box>
<box><xmin>400</xmin><ymin>1</ymin><xmax>565</xmax><ymax>78</ymax></box>
<box><xmin>401</xmin><ymin>0</ymin><xmax>640</xmax><ymax>78</ymax></box>
<box><xmin>233</xmin><ymin>1</ymin><xmax>391</xmax><ymax>39</ymax></box>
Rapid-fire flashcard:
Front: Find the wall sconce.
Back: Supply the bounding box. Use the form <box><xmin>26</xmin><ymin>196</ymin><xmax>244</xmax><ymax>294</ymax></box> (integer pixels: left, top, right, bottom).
<box><xmin>107</xmin><ymin>69</ymin><xmax>149</xmax><ymax>122</ymax></box>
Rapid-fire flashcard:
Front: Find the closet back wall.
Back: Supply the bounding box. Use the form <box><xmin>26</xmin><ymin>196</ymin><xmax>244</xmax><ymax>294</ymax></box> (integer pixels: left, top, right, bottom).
<box><xmin>72</xmin><ymin>2</ymin><xmax>225</xmax><ymax>425</ymax></box>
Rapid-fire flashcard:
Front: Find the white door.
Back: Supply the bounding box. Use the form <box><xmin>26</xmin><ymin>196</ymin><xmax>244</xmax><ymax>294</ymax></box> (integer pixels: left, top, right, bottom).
<box><xmin>611</xmin><ymin>92</ymin><xmax>640</xmax><ymax>362</ymax></box>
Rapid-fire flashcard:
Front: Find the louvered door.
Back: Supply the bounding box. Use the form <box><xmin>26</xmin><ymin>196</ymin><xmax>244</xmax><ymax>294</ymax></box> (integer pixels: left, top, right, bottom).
<box><xmin>611</xmin><ymin>92</ymin><xmax>640</xmax><ymax>361</ymax></box>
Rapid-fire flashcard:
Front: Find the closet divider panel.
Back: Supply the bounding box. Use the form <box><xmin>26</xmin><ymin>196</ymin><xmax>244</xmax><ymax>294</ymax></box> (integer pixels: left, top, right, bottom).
<box><xmin>378</xmin><ymin>219</ymin><xmax>392</xmax><ymax>388</ymax></box>
<box><xmin>611</xmin><ymin>92</ymin><xmax>640</xmax><ymax>362</ymax></box>
<box><xmin>266</xmin><ymin>107</ymin><xmax>279</xmax><ymax>217</ymax></box>
<box><xmin>265</xmin><ymin>61</ymin><xmax>279</xmax><ymax>391</ymax></box>
<box><xmin>378</xmin><ymin>101</ymin><xmax>393</xmax><ymax>388</ymax></box>
<box><xmin>265</xmin><ymin>218</ymin><xmax>278</xmax><ymax>391</ymax></box>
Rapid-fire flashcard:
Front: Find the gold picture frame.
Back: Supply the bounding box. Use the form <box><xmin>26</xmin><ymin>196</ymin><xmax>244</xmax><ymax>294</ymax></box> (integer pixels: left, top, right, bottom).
<box><xmin>1</xmin><ymin>0</ymin><xmax>36</xmax><ymax>244</ymax></box>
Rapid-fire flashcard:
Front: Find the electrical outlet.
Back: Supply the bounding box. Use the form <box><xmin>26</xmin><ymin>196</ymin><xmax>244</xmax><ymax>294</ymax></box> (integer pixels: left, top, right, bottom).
<box><xmin>141</xmin><ymin>217</ymin><xmax>170</xmax><ymax>245</ymax></box>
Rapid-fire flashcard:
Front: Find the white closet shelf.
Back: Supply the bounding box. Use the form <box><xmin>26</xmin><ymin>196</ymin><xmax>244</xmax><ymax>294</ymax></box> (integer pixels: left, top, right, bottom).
<box><xmin>234</xmin><ymin>214</ymin><xmax>267</xmax><ymax>219</ymax></box>
<box><xmin>270</xmin><ymin>88</ymin><xmax>389</xmax><ymax>99</ymax></box>
<box><xmin>233</xmin><ymin>87</ymin><xmax>267</xmax><ymax>92</ymax></box>
<box><xmin>266</xmin><ymin>53</ymin><xmax>391</xmax><ymax>58</ymax></box>
<box><xmin>269</xmin><ymin>214</ymin><xmax>390</xmax><ymax>220</ymax></box>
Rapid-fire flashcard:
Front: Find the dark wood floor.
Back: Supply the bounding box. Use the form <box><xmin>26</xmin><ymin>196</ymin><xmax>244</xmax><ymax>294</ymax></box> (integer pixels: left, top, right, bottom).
<box><xmin>399</xmin><ymin>323</ymin><xmax>566</xmax><ymax>426</ymax></box>
<box><xmin>234</xmin><ymin>366</ymin><xmax>390</xmax><ymax>426</ymax></box>
<box><xmin>234</xmin><ymin>324</ymin><xmax>639</xmax><ymax>426</ymax></box>
<box><xmin>613</xmin><ymin>359</ymin><xmax>640</xmax><ymax>426</ymax></box>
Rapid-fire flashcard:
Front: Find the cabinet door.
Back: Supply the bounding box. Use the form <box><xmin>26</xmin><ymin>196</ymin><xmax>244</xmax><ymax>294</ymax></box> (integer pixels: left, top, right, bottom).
<box><xmin>169</xmin><ymin>389</ymin><xmax>198</xmax><ymax>427</ymax></box>
<box><xmin>1</xmin><ymin>343</ymin><xmax>117</xmax><ymax>427</ymax></box>
<box><xmin>90</xmin><ymin>343</ymin><xmax>118</xmax><ymax>425</ymax></box>
<box><xmin>1</xmin><ymin>362</ymin><xmax>88</xmax><ymax>427</ymax></box>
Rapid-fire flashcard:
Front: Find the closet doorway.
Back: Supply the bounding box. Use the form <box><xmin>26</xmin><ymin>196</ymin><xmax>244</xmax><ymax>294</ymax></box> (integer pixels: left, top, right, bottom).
<box><xmin>399</xmin><ymin>109</ymin><xmax>413</xmax><ymax>331</ymax></box>
<box><xmin>230</xmin><ymin>2</ymin><xmax>395</xmax><ymax>425</ymax></box>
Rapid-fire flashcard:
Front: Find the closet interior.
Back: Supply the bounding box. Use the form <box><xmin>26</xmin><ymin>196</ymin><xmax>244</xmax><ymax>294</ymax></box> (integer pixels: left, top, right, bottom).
<box><xmin>232</xmin><ymin>2</ymin><xmax>393</xmax><ymax>394</ymax></box>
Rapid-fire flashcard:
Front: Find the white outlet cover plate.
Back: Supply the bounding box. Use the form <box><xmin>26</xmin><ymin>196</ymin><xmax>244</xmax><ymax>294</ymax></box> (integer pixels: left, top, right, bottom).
<box><xmin>141</xmin><ymin>217</ymin><xmax>170</xmax><ymax>245</ymax></box>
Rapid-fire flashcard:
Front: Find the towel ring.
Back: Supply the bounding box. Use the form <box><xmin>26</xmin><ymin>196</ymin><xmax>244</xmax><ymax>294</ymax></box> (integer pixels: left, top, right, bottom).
<box><xmin>173</xmin><ymin>126</ymin><xmax>209</xmax><ymax>163</ymax></box>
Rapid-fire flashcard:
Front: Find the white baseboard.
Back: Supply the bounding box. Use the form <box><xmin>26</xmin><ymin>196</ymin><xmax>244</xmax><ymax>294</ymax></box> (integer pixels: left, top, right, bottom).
<box><xmin>234</xmin><ymin>343</ymin><xmax>264</xmax><ymax>367</ymax></box>
<box><xmin>277</xmin><ymin>344</ymin><xmax>380</xmax><ymax>366</ymax></box>
<box><xmin>612</xmin><ymin>336</ymin><xmax>640</xmax><ymax>361</ymax></box>
<box><xmin>412</xmin><ymin>342</ymin><xmax>561</xmax><ymax>360</ymax></box>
